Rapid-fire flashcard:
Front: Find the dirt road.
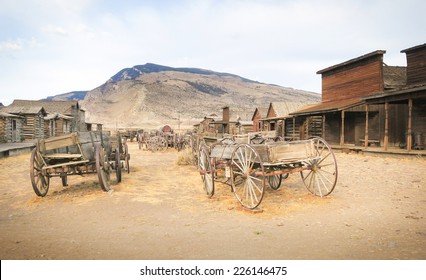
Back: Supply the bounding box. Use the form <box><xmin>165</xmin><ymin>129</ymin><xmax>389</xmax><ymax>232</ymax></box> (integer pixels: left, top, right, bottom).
<box><xmin>0</xmin><ymin>142</ymin><xmax>425</xmax><ymax>260</ymax></box>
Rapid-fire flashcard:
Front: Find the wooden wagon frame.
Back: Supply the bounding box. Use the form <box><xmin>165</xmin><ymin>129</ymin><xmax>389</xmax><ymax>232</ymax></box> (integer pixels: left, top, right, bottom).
<box><xmin>30</xmin><ymin>131</ymin><xmax>123</xmax><ymax>197</ymax></box>
<box><xmin>198</xmin><ymin>135</ymin><xmax>338</xmax><ymax>210</ymax></box>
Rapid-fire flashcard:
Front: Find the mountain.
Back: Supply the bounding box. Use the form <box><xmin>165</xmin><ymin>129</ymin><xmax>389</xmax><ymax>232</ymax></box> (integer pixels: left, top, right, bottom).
<box><xmin>45</xmin><ymin>91</ymin><xmax>88</xmax><ymax>101</ymax></box>
<box><xmin>65</xmin><ymin>63</ymin><xmax>320</xmax><ymax>130</ymax></box>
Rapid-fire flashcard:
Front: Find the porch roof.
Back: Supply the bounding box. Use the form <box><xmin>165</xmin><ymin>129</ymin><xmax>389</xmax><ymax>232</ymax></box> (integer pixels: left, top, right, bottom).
<box><xmin>289</xmin><ymin>98</ymin><xmax>364</xmax><ymax>116</ymax></box>
<box><xmin>364</xmin><ymin>84</ymin><xmax>426</xmax><ymax>104</ymax></box>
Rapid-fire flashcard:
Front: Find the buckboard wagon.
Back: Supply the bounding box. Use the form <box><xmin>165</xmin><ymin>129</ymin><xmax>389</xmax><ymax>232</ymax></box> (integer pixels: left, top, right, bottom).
<box><xmin>30</xmin><ymin>131</ymin><xmax>126</xmax><ymax>197</ymax></box>
<box><xmin>198</xmin><ymin>136</ymin><xmax>338</xmax><ymax>210</ymax></box>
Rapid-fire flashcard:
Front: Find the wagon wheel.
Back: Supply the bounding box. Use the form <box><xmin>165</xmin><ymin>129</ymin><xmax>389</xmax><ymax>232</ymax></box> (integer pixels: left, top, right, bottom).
<box><xmin>124</xmin><ymin>141</ymin><xmax>130</xmax><ymax>173</ymax></box>
<box><xmin>268</xmin><ymin>168</ymin><xmax>289</xmax><ymax>190</ymax></box>
<box><xmin>95</xmin><ymin>143</ymin><xmax>111</xmax><ymax>192</ymax></box>
<box><xmin>30</xmin><ymin>148</ymin><xmax>50</xmax><ymax>197</ymax></box>
<box><xmin>300</xmin><ymin>137</ymin><xmax>338</xmax><ymax>197</ymax></box>
<box><xmin>115</xmin><ymin>147</ymin><xmax>122</xmax><ymax>183</ymax></box>
<box><xmin>198</xmin><ymin>145</ymin><xmax>214</xmax><ymax>197</ymax></box>
<box><xmin>61</xmin><ymin>174</ymin><xmax>68</xmax><ymax>187</ymax></box>
<box><xmin>268</xmin><ymin>172</ymin><xmax>282</xmax><ymax>190</ymax></box>
<box><xmin>231</xmin><ymin>144</ymin><xmax>265</xmax><ymax>209</ymax></box>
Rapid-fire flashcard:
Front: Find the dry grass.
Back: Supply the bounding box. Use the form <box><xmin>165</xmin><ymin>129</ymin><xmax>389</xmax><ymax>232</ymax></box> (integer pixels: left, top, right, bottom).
<box><xmin>175</xmin><ymin>148</ymin><xmax>195</xmax><ymax>166</ymax></box>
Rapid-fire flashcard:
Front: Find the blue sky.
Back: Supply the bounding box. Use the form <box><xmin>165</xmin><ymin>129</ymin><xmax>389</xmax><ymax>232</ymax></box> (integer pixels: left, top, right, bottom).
<box><xmin>0</xmin><ymin>0</ymin><xmax>425</xmax><ymax>105</ymax></box>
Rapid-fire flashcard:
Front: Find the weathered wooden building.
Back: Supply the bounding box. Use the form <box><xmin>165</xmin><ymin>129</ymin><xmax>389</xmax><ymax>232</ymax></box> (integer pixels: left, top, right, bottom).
<box><xmin>364</xmin><ymin>43</ymin><xmax>426</xmax><ymax>151</ymax></box>
<box><xmin>9</xmin><ymin>100</ymin><xmax>86</xmax><ymax>134</ymax></box>
<box><xmin>0</xmin><ymin>106</ymin><xmax>46</xmax><ymax>141</ymax></box>
<box><xmin>251</xmin><ymin>107</ymin><xmax>268</xmax><ymax>132</ymax></box>
<box><xmin>0</xmin><ymin>112</ymin><xmax>24</xmax><ymax>143</ymax></box>
<box><xmin>45</xmin><ymin>113</ymin><xmax>74</xmax><ymax>137</ymax></box>
<box><xmin>261</xmin><ymin>102</ymin><xmax>315</xmax><ymax>140</ymax></box>
<box><xmin>291</xmin><ymin>50</ymin><xmax>405</xmax><ymax>147</ymax></box>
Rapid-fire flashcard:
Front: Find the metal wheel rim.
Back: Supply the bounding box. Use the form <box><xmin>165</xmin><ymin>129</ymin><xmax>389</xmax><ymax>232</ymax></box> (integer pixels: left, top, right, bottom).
<box><xmin>115</xmin><ymin>147</ymin><xmax>122</xmax><ymax>183</ymax></box>
<box><xmin>30</xmin><ymin>148</ymin><xmax>50</xmax><ymax>197</ymax></box>
<box><xmin>124</xmin><ymin>143</ymin><xmax>130</xmax><ymax>173</ymax></box>
<box><xmin>300</xmin><ymin>137</ymin><xmax>338</xmax><ymax>197</ymax></box>
<box><xmin>268</xmin><ymin>172</ymin><xmax>282</xmax><ymax>190</ymax></box>
<box><xmin>96</xmin><ymin>143</ymin><xmax>111</xmax><ymax>192</ymax></box>
<box><xmin>231</xmin><ymin>144</ymin><xmax>265</xmax><ymax>209</ymax></box>
<box><xmin>198</xmin><ymin>147</ymin><xmax>214</xmax><ymax>197</ymax></box>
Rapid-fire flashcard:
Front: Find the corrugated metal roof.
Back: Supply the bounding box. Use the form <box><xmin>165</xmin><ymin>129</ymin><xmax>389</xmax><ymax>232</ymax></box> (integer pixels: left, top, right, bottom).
<box><xmin>290</xmin><ymin>98</ymin><xmax>364</xmax><ymax>116</ymax></box>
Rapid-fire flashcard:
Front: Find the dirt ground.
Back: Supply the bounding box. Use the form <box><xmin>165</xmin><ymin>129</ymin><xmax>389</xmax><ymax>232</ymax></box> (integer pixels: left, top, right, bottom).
<box><xmin>0</xmin><ymin>142</ymin><xmax>425</xmax><ymax>260</ymax></box>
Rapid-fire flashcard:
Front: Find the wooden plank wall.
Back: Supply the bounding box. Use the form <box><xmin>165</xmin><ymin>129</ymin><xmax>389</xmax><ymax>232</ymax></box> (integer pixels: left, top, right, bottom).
<box><xmin>0</xmin><ymin>118</ymin><xmax>5</xmax><ymax>142</ymax></box>
<box><xmin>405</xmin><ymin>48</ymin><xmax>426</xmax><ymax>85</ymax></box>
<box><xmin>322</xmin><ymin>59</ymin><xmax>383</xmax><ymax>102</ymax></box>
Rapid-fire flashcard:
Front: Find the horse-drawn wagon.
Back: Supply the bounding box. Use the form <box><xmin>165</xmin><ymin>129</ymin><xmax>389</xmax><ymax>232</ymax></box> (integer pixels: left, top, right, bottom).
<box><xmin>30</xmin><ymin>131</ymin><xmax>125</xmax><ymax>197</ymax></box>
<box><xmin>198</xmin><ymin>134</ymin><xmax>338</xmax><ymax>210</ymax></box>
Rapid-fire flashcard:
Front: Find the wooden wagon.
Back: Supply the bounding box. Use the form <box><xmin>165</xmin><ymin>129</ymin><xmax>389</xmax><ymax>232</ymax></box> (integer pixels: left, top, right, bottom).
<box><xmin>198</xmin><ymin>136</ymin><xmax>338</xmax><ymax>210</ymax></box>
<box><xmin>30</xmin><ymin>131</ymin><xmax>119</xmax><ymax>197</ymax></box>
<box><xmin>109</xmin><ymin>131</ymin><xmax>130</xmax><ymax>183</ymax></box>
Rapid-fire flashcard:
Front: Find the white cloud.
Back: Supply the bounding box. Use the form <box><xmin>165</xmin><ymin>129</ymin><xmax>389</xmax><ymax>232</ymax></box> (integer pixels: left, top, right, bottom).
<box><xmin>0</xmin><ymin>39</ymin><xmax>23</xmax><ymax>51</ymax></box>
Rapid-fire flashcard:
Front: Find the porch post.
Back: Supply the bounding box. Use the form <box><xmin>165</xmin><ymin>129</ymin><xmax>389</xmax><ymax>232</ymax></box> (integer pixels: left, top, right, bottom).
<box><xmin>322</xmin><ymin>114</ymin><xmax>326</xmax><ymax>139</ymax></box>
<box><xmin>365</xmin><ymin>104</ymin><xmax>369</xmax><ymax>148</ymax></box>
<box><xmin>282</xmin><ymin>118</ymin><xmax>286</xmax><ymax>138</ymax></box>
<box><xmin>384</xmin><ymin>102</ymin><xmax>389</xmax><ymax>151</ymax></box>
<box><xmin>407</xmin><ymin>98</ymin><xmax>412</xmax><ymax>152</ymax></box>
<box><xmin>292</xmin><ymin>117</ymin><xmax>296</xmax><ymax>140</ymax></box>
<box><xmin>340</xmin><ymin>110</ymin><xmax>345</xmax><ymax>146</ymax></box>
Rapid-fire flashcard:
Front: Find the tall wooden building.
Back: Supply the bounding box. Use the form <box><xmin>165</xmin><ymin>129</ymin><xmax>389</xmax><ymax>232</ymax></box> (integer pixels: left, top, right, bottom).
<box><xmin>291</xmin><ymin>44</ymin><xmax>426</xmax><ymax>152</ymax></box>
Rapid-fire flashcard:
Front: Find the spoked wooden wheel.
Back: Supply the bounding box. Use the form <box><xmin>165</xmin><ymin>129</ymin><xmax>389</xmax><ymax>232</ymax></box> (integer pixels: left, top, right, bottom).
<box><xmin>301</xmin><ymin>137</ymin><xmax>338</xmax><ymax>197</ymax></box>
<box><xmin>198</xmin><ymin>145</ymin><xmax>214</xmax><ymax>197</ymax></box>
<box><xmin>268</xmin><ymin>168</ymin><xmax>289</xmax><ymax>190</ymax></box>
<box><xmin>30</xmin><ymin>148</ymin><xmax>50</xmax><ymax>197</ymax></box>
<box><xmin>268</xmin><ymin>173</ymin><xmax>282</xmax><ymax>190</ymax></box>
<box><xmin>95</xmin><ymin>143</ymin><xmax>111</xmax><ymax>192</ymax></box>
<box><xmin>115</xmin><ymin>147</ymin><xmax>122</xmax><ymax>183</ymax></box>
<box><xmin>231</xmin><ymin>144</ymin><xmax>265</xmax><ymax>209</ymax></box>
<box><xmin>124</xmin><ymin>141</ymin><xmax>130</xmax><ymax>173</ymax></box>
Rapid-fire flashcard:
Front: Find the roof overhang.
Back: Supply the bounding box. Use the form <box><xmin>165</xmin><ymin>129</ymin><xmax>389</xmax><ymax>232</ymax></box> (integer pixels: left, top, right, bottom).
<box><xmin>290</xmin><ymin>98</ymin><xmax>364</xmax><ymax>116</ymax></box>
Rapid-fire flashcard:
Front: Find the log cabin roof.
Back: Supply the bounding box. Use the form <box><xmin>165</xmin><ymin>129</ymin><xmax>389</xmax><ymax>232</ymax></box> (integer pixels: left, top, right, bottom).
<box><xmin>10</xmin><ymin>99</ymin><xmax>79</xmax><ymax>115</ymax></box>
<box><xmin>0</xmin><ymin>112</ymin><xmax>23</xmax><ymax>118</ymax></box>
<box><xmin>262</xmin><ymin>102</ymin><xmax>312</xmax><ymax>120</ymax></box>
<box><xmin>45</xmin><ymin>112</ymin><xmax>74</xmax><ymax>120</ymax></box>
<box><xmin>251</xmin><ymin>107</ymin><xmax>268</xmax><ymax>121</ymax></box>
<box><xmin>0</xmin><ymin>105</ymin><xmax>46</xmax><ymax>115</ymax></box>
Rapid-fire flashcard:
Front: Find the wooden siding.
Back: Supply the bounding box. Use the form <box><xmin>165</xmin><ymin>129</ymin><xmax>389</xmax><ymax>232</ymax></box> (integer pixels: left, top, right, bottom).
<box><xmin>322</xmin><ymin>59</ymin><xmax>384</xmax><ymax>102</ymax></box>
<box><xmin>23</xmin><ymin>113</ymin><xmax>44</xmax><ymax>141</ymax></box>
<box><xmin>405</xmin><ymin>48</ymin><xmax>426</xmax><ymax>85</ymax></box>
<box><xmin>0</xmin><ymin>117</ymin><xmax>23</xmax><ymax>143</ymax></box>
<box><xmin>252</xmin><ymin>110</ymin><xmax>262</xmax><ymax>132</ymax></box>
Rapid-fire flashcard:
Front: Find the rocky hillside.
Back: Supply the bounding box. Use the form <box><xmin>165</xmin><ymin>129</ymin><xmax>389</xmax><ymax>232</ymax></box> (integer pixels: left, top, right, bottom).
<box><xmin>62</xmin><ymin>63</ymin><xmax>320</xmax><ymax>130</ymax></box>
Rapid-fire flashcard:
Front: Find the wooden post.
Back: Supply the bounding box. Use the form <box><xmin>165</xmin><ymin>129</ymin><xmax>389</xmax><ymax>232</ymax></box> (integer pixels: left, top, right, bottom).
<box><xmin>340</xmin><ymin>110</ymin><xmax>345</xmax><ymax>146</ymax></box>
<box><xmin>384</xmin><ymin>102</ymin><xmax>389</xmax><ymax>151</ymax></box>
<box><xmin>292</xmin><ymin>117</ymin><xmax>296</xmax><ymax>140</ymax></box>
<box><xmin>365</xmin><ymin>104</ymin><xmax>369</xmax><ymax>148</ymax></box>
<box><xmin>282</xmin><ymin>118</ymin><xmax>286</xmax><ymax>138</ymax></box>
<box><xmin>407</xmin><ymin>98</ymin><xmax>412</xmax><ymax>152</ymax></box>
<box><xmin>322</xmin><ymin>114</ymin><xmax>326</xmax><ymax>139</ymax></box>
